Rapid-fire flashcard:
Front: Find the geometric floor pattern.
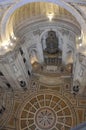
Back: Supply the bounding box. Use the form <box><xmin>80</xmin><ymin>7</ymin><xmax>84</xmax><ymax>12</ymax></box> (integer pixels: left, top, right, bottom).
<box><xmin>0</xmin><ymin>74</ymin><xmax>86</xmax><ymax>130</ymax></box>
<box><xmin>0</xmin><ymin>89</ymin><xmax>13</xmax><ymax>130</ymax></box>
<box><xmin>19</xmin><ymin>92</ymin><xmax>76</xmax><ymax>130</ymax></box>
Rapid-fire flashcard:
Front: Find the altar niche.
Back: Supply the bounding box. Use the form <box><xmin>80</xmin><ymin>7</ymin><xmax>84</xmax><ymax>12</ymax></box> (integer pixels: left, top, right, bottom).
<box><xmin>43</xmin><ymin>30</ymin><xmax>62</xmax><ymax>65</ymax></box>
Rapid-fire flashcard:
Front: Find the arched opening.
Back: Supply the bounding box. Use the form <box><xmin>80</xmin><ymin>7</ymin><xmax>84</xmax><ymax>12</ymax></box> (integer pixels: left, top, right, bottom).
<box><xmin>1</xmin><ymin>0</ymin><xmax>84</xmax><ymax>42</ymax></box>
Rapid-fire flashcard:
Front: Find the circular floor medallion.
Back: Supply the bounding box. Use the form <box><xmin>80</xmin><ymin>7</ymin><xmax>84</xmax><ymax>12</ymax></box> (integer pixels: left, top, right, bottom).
<box><xmin>19</xmin><ymin>92</ymin><xmax>76</xmax><ymax>130</ymax></box>
<box><xmin>35</xmin><ymin>107</ymin><xmax>56</xmax><ymax>129</ymax></box>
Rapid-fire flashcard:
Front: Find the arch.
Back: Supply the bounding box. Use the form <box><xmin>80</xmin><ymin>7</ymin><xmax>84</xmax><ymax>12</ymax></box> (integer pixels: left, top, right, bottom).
<box><xmin>29</xmin><ymin>48</ymin><xmax>38</xmax><ymax>64</ymax></box>
<box><xmin>1</xmin><ymin>0</ymin><xmax>86</xmax><ymax>43</ymax></box>
<box><xmin>40</xmin><ymin>29</ymin><xmax>63</xmax><ymax>51</ymax></box>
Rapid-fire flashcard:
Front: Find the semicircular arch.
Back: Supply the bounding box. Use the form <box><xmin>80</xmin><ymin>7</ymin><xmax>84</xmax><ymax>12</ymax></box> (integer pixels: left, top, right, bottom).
<box><xmin>1</xmin><ymin>0</ymin><xmax>86</xmax><ymax>44</ymax></box>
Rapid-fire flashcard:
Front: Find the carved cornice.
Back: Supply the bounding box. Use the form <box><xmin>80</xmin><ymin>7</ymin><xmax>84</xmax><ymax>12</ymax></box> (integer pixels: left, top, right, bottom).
<box><xmin>0</xmin><ymin>38</ymin><xmax>25</xmax><ymax>63</ymax></box>
<box><xmin>70</xmin><ymin>4</ymin><xmax>86</xmax><ymax>21</ymax></box>
<box><xmin>15</xmin><ymin>18</ymin><xmax>80</xmax><ymax>38</ymax></box>
<box><xmin>0</xmin><ymin>49</ymin><xmax>19</xmax><ymax>63</ymax></box>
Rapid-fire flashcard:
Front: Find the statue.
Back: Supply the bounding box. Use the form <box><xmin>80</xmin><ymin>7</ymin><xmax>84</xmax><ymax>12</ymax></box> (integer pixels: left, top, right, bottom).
<box><xmin>46</xmin><ymin>31</ymin><xmax>58</xmax><ymax>54</ymax></box>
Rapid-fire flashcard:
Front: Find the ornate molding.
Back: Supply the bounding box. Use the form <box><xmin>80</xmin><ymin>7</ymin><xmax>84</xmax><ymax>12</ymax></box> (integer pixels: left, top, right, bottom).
<box><xmin>63</xmin><ymin>0</ymin><xmax>86</xmax><ymax>5</ymax></box>
<box><xmin>15</xmin><ymin>19</ymin><xmax>80</xmax><ymax>38</ymax></box>
<box><xmin>0</xmin><ymin>42</ymin><xmax>21</xmax><ymax>63</ymax></box>
<box><xmin>71</xmin><ymin>4</ymin><xmax>86</xmax><ymax>21</ymax></box>
<box><xmin>0</xmin><ymin>0</ymin><xmax>19</xmax><ymax>5</ymax></box>
<box><xmin>0</xmin><ymin>0</ymin><xmax>17</xmax><ymax>20</ymax></box>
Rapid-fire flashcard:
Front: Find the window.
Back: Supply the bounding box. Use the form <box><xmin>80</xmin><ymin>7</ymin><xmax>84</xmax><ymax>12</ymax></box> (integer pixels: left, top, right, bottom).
<box><xmin>20</xmin><ymin>48</ymin><xmax>23</xmax><ymax>55</ymax></box>
<box><xmin>0</xmin><ymin>71</ymin><xmax>4</xmax><ymax>76</ymax></box>
<box><xmin>6</xmin><ymin>83</ymin><xmax>11</xmax><ymax>88</ymax></box>
<box><xmin>23</xmin><ymin>58</ymin><xmax>26</xmax><ymax>63</ymax></box>
<box><xmin>28</xmin><ymin>70</ymin><xmax>31</xmax><ymax>76</ymax></box>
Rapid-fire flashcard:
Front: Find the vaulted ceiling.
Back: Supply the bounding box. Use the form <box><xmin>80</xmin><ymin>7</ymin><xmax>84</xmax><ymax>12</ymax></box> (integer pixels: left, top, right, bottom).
<box><xmin>9</xmin><ymin>2</ymin><xmax>80</xmax><ymax>31</ymax></box>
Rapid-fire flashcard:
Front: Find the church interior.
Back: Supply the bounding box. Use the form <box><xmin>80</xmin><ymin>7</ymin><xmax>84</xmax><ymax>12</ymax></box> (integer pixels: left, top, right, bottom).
<box><xmin>0</xmin><ymin>0</ymin><xmax>86</xmax><ymax>130</ymax></box>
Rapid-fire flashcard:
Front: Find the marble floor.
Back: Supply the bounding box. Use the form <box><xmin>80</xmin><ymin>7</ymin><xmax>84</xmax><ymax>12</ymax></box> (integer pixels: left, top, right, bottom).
<box><xmin>0</xmin><ymin>73</ymin><xmax>86</xmax><ymax>130</ymax></box>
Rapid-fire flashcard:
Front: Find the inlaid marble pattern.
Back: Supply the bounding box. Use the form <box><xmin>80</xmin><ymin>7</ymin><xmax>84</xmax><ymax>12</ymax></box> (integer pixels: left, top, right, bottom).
<box><xmin>0</xmin><ymin>90</ymin><xmax>14</xmax><ymax>129</ymax></box>
<box><xmin>0</xmin><ymin>76</ymin><xmax>86</xmax><ymax>130</ymax></box>
<box><xmin>18</xmin><ymin>92</ymin><xmax>76</xmax><ymax>130</ymax></box>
